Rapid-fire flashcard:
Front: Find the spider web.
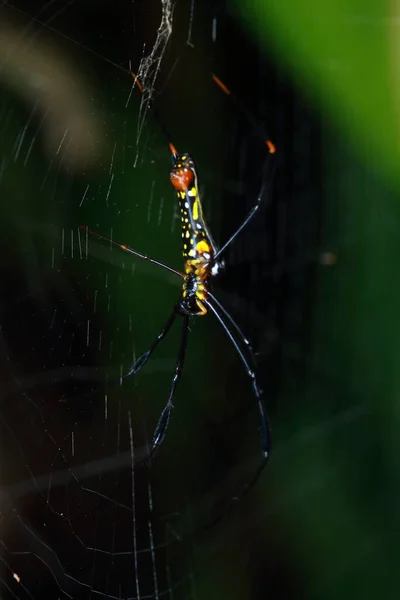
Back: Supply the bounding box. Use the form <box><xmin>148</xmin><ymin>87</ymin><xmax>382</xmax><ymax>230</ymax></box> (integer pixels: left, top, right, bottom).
<box><xmin>0</xmin><ymin>1</ymin><xmax>199</xmax><ymax>598</ymax></box>
<box><xmin>0</xmin><ymin>0</ymin><xmax>332</xmax><ymax>598</ymax></box>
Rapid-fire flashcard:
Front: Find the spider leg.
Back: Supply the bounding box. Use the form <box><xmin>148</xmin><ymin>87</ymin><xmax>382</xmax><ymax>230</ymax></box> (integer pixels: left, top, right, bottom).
<box><xmin>214</xmin><ymin>156</ymin><xmax>275</xmax><ymax>260</ymax></box>
<box><xmin>150</xmin><ymin>314</ymin><xmax>190</xmax><ymax>453</ymax></box>
<box><xmin>81</xmin><ymin>226</ymin><xmax>185</xmax><ymax>279</ymax></box>
<box><xmin>78</xmin><ymin>305</ymin><xmax>180</xmax><ymax>397</ymax></box>
<box><xmin>210</xmin><ymin>75</ymin><xmax>276</xmax><ymax>260</ymax></box>
<box><xmin>206</xmin><ymin>291</ymin><xmax>264</xmax><ymax>426</ymax></box>
<box><xmin>205</xmin><ymin>297</ymin><xmax>270</xmax><ymax>467</ymax></box>
<box><xmin>123</xmin><ymin>304</ymin><xmax>180</xmax><ymax>379</ymax></box>
<box><xmin>207</xmin><ymin>291</ymin><xmax>255</xmax><ymax>367</ymax></box>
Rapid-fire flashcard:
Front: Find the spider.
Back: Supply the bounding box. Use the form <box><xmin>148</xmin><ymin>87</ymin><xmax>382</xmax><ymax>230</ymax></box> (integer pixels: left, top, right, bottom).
<box><xmin>83</xmin><ymin>72</ymin><xmax>276</xmax><ymax>497</ymax></box>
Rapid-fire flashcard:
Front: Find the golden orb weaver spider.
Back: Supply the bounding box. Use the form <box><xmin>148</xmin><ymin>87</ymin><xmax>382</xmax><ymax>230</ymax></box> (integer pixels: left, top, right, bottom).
<box><xmin>82</xmin><ymin>71</ymin><xmax>276</xmax><ymax>500</ymax></box>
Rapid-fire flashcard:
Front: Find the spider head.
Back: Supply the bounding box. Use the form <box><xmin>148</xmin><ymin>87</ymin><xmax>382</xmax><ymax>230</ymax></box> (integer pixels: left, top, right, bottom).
<box><xmin>169</xmin><ymin>143</ymin><xmax>196</xmax><ymax>192</ymax></box>
<box><xmin>178</xmin><ymin>293</ymin><xmax>207</xmax><ymax>317</ymax></box>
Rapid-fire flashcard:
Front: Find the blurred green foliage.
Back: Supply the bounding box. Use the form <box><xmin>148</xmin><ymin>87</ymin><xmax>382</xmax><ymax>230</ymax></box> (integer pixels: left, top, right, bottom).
<box><xmin>208</xmin><ymin>1</ymin><xmax>400</xmax><ymax>599</ymax></box>
<box><xmin>236</xmin><ymin>0</ymin><xmax>400</xmax><ymax>184</ymax></box>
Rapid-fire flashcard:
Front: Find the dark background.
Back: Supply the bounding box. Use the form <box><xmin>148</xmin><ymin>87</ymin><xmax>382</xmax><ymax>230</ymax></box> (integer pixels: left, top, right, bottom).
<box><xmin>1</xmin><ymin>1</ymin><xmax>398</xmax><ymax>599</ymax></box>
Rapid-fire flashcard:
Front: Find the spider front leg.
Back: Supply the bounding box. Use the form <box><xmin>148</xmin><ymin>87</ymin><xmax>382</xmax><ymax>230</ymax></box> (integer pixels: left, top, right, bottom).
<box><xmin>123</xmin><ymin>304</ymin><xmax>180</xmax><ymax>379</ymax></box>
<box><xmin>150</xmin><ymin>314</ymin><xmax>190</xmax><ymax>453</ymax></box>
<box><xmin>205</xmin><ymin>298</ymin><xmax>270</xmax><ymax>463</ymax></box>
<box><xmin>201</xmin><ymin>297</ymin><xmax>270</xmax><ymax>528</ymax></box>
<box><xmin>122</xmin><ymin>307</ymin><xmax>190</xmax><ymax>462</ymax></box>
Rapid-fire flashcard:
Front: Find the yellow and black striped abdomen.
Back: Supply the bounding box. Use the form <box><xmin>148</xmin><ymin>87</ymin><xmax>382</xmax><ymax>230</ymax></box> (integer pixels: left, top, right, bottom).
<box><xmin>170</xmin><ymin>151</ymin><xmax>217</xmax><ymax>263</ymax></box>
<box><xmin>177</xmin><ymin>188</ymin><xmax>214</xmax><ymax>262</ymax></box>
